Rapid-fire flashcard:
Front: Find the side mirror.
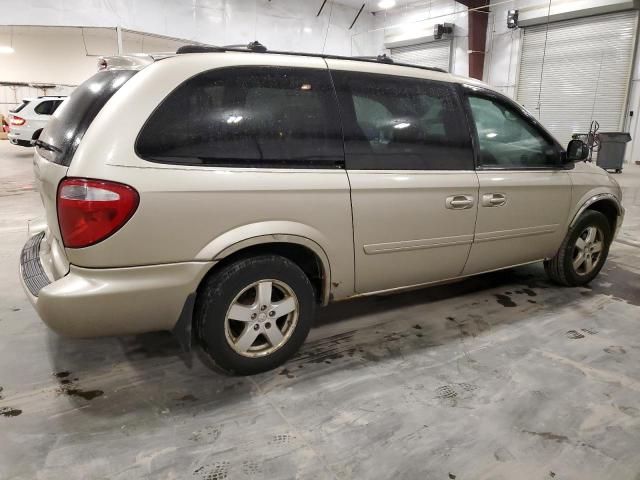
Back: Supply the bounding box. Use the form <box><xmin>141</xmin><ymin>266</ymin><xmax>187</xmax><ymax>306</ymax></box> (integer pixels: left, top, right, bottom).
<box><xmin>566</xmin><ymin>139</ymin><xmax>589</xmax><ymax>161</ymax></box>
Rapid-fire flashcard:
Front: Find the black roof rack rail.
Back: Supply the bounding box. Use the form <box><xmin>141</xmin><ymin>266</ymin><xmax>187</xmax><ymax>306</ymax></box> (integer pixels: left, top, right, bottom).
<box><xmin>352</xmin><ymin>54</ymin><xmax>394</xmax><ymax>64</ymax></box>
<box><xmin>175</xmin><ymin>42</ymin><xmax>447</xmax><ymax>74</ymax></box>
<box><xmin>220</xmin><ymin>41</ymin><xmax>268</xmax><ymax>52</ymax></box>
<box><xmin>176</xmin><ymin>45</ymin><xmax>226</xmax><ymax>54</ymax></box>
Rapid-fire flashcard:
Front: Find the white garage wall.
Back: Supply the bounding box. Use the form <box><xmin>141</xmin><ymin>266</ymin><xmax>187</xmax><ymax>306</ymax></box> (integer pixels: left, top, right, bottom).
<box><xmin>0</xmin><ymin>26</ymin><xmax>118</xmax><ymax>85</ymax></box>
<box><xmin>0</xmin><ymin>1</ymin><xmax>380</xmax><ymax>116</ymax></box>
<box><xmin>0</xmin><ymin>26</ymin><xmax>119</xmax><ymax>116</ymax></box>
<box><xmin>365</xmin><ymin>0</ymin><xmax>469</xmax><ymax>76</ymax></box>
<box><xmin>0</xmin><ymin>0</ymin><xmax>377</xmax><ymax>57</ymax></box>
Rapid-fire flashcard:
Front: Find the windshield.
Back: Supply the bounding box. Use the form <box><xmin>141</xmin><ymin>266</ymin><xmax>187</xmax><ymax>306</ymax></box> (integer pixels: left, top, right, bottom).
<box><xmin>37</xmin><ymin>70</ymin><xmax>137</xmax><ymax>166</ymax></box>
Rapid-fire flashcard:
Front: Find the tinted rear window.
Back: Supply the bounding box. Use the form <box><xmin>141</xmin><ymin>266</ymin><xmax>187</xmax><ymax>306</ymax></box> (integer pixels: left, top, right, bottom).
<box><xmin>37</xmin><ymin>70</ymin><xmax>137</xmax><ymax>166</ymax></box>
<box><xmin>10</xmin><ymin>100</ymin><xmax>29</xmax><ymax>113</ymax></box>
<box><xmin>332</xmin><ymin>71</ymin><xmax>474</xmax><ymax>170</ymax></box>
<box><xmin>34</xmin><ymin>100</ymin><xmax>59</xmax><ymax>115</ymax></box>
<box><xmin>136</xmin><ymin>66</ymin><xmax>344</xmax><ymax>168</ymax></box>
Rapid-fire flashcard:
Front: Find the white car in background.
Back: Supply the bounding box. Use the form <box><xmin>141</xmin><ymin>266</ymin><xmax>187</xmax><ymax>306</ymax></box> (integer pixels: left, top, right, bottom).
<box><xmin>7</xmin><ymin>96</ymin><xmax>66</xmax><ymax>147</ymax></box>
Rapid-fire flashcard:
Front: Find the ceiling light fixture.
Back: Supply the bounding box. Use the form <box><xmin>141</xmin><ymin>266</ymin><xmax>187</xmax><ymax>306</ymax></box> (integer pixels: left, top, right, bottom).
<box><xmin>0</xmin><ymin>45</ymin><xmax>14</xmax><ymax>54</ymax></box>
<box><xmin>378</xmin><ymin>0</ymin><xmax>396</xmax><ymax>10</ymax></box>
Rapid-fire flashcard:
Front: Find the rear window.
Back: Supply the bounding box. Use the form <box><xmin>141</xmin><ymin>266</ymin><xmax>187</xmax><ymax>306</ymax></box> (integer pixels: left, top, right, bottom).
<box><xmin>10</xmin><ymin>100</ymin><xmax>30</xmax><ymax>113</ymax></box>
<box><xmin>34</xmin><ymin>100</ymin><xmax>62</xmax><ymax>115</ymax></box>
<box><xmin>136</xmin><ymin>66</ymin><xmax>344</xmax><ymax>168</ymax></box>
<box><xmin>37</xmin><ymin>70</ymin><xmax>137</xmax><ymax>166</ymax></box>
<box><xmin>332</xmin><ymin>70</ymin><xmax>474</xmax><ymax>170</ymax></box>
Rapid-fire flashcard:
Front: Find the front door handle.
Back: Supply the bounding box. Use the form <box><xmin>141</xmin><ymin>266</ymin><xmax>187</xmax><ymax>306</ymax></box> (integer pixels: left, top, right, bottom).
<box><xmin>445</xmin><ymin>195</ymin><xmax>474</xmax><ymax>210</ymax></box>
<box><xmin>481</xmin><ymin>193</ymin><xmax>507</xmax><ymax>207</ymax></box>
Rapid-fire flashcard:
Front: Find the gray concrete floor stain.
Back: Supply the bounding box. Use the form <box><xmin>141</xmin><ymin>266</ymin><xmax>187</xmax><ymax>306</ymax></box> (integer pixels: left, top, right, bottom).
<box><xmin>1</xmin><ymin>141</ymin><xmax>640</xmax><ymax>479</ymax></box>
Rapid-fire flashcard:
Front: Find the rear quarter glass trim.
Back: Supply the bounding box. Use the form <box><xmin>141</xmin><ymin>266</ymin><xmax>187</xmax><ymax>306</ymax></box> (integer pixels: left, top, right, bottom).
<box><xmin>134</xmin><ymin>65</ymin><xmax>345</xmax><ymax>169</ymax></box>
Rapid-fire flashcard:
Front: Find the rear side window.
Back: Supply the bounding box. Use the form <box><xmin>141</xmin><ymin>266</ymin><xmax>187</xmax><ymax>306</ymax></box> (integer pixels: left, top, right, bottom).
<box><xmin>10</xmin><ymin>100</ymin><xmax>30</xmax><ymax>113</ymax></box>
<box><xmin>332</xmin><ymin>70</ymin><xmax>473</xmax><ymax>170</ymax></box>
<box><xmin>136</xmin><ymin>66</ymin><xmax>344</xmax><ymax>168</ymax></box>
<box><xmin>34</xmin><ymin>100</ymin><xmax>58</xmax><ymax>115</ymax></box>
<box><xmin>37</xmin><ymin>70</ymin><xmax>137</xmax><ymax>166</ymax></box>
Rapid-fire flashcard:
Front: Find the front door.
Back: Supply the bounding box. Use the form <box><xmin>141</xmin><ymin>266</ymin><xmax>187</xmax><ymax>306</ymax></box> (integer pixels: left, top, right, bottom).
<box><xmin>461</xmin><ymin>88</ymin><xmax>572</xmax><ymax>274</ymax></box>
<box><xmin>328</xmin><ymin>62</ymin><xmax>479</xmax><ymax>293</ymax></box>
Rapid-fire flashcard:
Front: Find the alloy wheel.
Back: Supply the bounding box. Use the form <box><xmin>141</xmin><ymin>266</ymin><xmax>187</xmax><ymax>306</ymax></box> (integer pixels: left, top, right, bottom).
<box><xmin>572</xmin><ymin>225</ymin><xmax>604</xmax><ymax>276</ymax></box>
<box><xmin>224</xmin><ymin>279</ymin><xmax>299</xmax><ymax>358</ymax></box>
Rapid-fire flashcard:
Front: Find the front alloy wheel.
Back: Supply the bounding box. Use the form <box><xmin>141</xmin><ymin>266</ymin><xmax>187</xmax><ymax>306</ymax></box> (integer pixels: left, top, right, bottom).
<box><xmin>572</xmin><ymin>226</ymin><xmax>605</xmax><ymax>276</ymax></box>
<box><xmin>544</xmin><ymin>210</ymin><xmax>611</xmax><ymax>286</ymax></box>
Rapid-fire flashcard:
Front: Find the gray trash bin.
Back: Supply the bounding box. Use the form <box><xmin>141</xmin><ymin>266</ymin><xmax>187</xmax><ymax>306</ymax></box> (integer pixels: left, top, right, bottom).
<box><xmin>596</xmin><ymin>132</ymin><xmax>631</xmax><ymax>173</ymax></box>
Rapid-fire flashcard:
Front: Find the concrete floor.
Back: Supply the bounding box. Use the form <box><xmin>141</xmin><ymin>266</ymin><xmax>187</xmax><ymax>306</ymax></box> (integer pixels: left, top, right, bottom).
<box><xmin>1</xmin><ymin>139</ymin><xmax>640</xmax><ymax>480</ymax></box>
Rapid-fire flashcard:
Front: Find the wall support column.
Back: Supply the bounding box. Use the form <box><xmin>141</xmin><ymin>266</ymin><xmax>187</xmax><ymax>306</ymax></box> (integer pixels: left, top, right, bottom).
<box><xmin>456</xmin><ymin>0</ymin><xmax>490</xmax><ymax>80</ymax></box>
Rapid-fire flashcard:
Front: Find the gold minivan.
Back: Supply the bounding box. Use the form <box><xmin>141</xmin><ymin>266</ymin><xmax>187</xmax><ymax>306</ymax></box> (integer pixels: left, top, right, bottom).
<box><xmin>20</xmin><ymin>45</ymin><xmax>624</xmax><ymax>374</ymax></box>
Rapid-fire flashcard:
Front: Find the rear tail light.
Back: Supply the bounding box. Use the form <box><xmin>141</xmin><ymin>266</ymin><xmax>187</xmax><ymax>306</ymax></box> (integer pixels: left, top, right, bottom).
<box><xmin>57</xmin><ymin>178</ymin><xmax>139</xmax><ymax>248</ymax></box>
<box><xmin>10</xmin><ymin>116</ymin><xmax>25</xmax><ymax>126</ymax></box>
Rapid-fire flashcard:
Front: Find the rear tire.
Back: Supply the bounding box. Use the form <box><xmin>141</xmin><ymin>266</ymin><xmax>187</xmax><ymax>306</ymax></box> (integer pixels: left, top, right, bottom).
<box><xmin>544</xmin><ymin>210</ymin><xmax>611</xmax><ymax>286</ymax></box>
<box><xmin>195</xmin><ymin>254</ymin><xmax>315</xmax><ymax>375</ymax></box>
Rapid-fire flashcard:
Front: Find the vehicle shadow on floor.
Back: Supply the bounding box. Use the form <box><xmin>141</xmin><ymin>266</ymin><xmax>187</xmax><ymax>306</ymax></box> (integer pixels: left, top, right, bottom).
<box><xmin>9</xmin><ymin>147</ymin><xmax>34</xmax><ymax>158</ymax></box>
<box><xmin>44</xmin><ymin>261</ymin><xmax>626</xmax><ymax>416</ymax></box>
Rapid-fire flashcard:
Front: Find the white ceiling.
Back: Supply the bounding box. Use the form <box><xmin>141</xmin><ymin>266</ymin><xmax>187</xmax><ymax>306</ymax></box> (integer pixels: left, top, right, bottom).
<box><xmin>334</xmin><ymin>0</ymin><xmax>428</xmax><ymax>13</ymax></box>
<box><xmin>333</xmin><ymin>0</ymin><xmax>373</xmax><ymax>11</ymax></box>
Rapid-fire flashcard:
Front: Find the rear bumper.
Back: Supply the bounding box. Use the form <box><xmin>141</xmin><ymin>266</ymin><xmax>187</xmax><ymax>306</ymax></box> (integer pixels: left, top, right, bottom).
<box><xmin>8</xmin><ymin>133</ymin><xmax>31</xmax><ymax>147</ymax></box>
<box><xmin>20</xmin><ymin>232</ymin><xmax>214</xmax><ymax>337</ymax></box>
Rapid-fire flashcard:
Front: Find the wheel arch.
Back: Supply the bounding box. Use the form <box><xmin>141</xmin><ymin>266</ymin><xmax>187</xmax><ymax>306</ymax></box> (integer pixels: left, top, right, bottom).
<box><xmin>173</xmin><ymin>235</ymin><xmax>332</xmax><ymax>354</ymax></box>
<box><xmin>569</xmin><ymin>193</ymin><xmax>622</xmax><ymax>238</ymax></box>
<box><xmin>208</xmin><ymin>237</ymin><xmax>331</xmax><ymax>305</ymax></box>
<box><xmin>195</xmin><ymin>223</ymin><xmax>333</xmax><ymax>306</ymax></box>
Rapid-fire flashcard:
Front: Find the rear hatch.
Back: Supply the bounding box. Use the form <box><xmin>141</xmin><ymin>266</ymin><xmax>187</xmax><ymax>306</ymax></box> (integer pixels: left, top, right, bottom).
<box><xmin>33</xmin><ymin>69</ymin><xmax>138</xmax><ymax>278</ymax></box>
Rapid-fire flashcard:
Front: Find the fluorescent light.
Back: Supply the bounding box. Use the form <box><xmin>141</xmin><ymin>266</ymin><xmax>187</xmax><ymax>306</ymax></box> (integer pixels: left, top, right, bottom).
<box><xmin>303</xmin><ymin>27</ymin><xmax>312</xmax><ymax>34</ymax></box>
<box><xmin>378</xmin><ymin>0</ymin><xmax>396</xmax><ymax>9</ymax></box>
<box><xmin>0</xmin><ymin>46</ymin><xmax>15</xmax><ymax>54</ymax></box>
<box><xmin>394</xmin><ymin>122</ymin><xmax>411</xmax><ymax>129</ymax></box>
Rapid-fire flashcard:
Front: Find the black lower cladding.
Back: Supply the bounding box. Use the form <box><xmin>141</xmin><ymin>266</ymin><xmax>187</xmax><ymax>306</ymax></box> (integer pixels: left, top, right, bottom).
<box><xmin>21</xmin><ymin>231</ymin><xmax>51</xmax><ymax>297</ymax></box>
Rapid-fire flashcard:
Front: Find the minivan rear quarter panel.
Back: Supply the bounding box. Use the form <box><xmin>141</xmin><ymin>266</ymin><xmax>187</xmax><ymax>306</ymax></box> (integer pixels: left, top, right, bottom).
<box><xmin>64</xmin><ymin>53</ymin><xmax>356</xmax><ymax>300</ymax></box>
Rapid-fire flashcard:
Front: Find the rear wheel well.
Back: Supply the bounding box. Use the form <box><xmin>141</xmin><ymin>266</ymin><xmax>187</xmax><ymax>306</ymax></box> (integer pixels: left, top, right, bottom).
<box><xmin>585</xmin><ymin>200</ymin><xmax>618</xmax><ymax>237</ymax></box>
<box><xmin>199</xmin><ymin>243</ymin><xmax>325</xmax><ymax>304</ymax></box>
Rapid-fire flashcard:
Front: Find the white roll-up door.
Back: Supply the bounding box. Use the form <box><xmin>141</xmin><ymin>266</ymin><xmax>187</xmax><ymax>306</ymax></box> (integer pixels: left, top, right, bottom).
<box><xmin>391</xmin><ymin>40</ymin><xmax>452</xmax><ymax>72</ymax></box>
<box><xmin>516</xmin><ymin>11</ymin><xmax>637</xmax><ymax>145</ymax></box>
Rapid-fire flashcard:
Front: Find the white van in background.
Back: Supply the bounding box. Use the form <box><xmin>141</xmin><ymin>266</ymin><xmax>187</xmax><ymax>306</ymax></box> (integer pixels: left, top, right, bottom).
<box><xmin>7</xmin><ymin>96</ymin><xmax>66</xmax><ymax>147</ymax></box>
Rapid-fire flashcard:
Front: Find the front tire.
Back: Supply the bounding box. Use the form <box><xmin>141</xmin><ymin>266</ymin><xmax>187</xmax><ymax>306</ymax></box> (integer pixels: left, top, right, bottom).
<box><xmin>195</xmin><ymin>254</ymin><xmax>315</xmax><ymax>375</ymax></box>
<box><xmin>544</xmin><ymin>210</ymin><xmax>611</xmax><ymax>286</ymax></box>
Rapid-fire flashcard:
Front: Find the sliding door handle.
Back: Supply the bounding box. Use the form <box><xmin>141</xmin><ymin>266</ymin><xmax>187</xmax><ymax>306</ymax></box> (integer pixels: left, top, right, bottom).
<box><xmin>446</xmin><ymin>195</ymin><xmax>474</xmax><ymax>210</ymax></box>
<box><xmin>481</xmin><ymin>193</ymin><xmax>506</xmax><ymax>207</ymax></box>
